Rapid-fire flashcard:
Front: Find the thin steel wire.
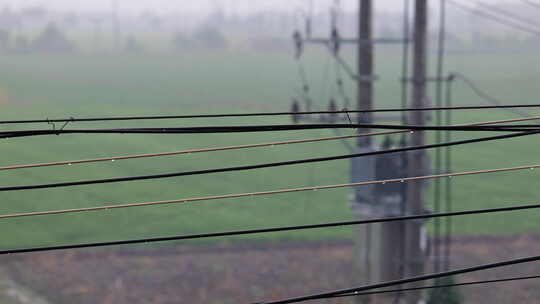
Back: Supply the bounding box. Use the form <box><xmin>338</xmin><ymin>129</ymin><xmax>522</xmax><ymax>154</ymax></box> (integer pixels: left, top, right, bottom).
<box><xmin>472</xmin><ymin>1</ymin><xmax>540</xmax><ymax>28</ymax></box>
<box><xmin>521</xmin><ymin>0</ymin><xmax>540</xmax><ymax>9</ymax></box>
<box><xmin>448</xmin><ymin>0</ymin><xmax>540</xmax><ymax>36</ymax></box>
<box><xmin>2</xmin><ymin>163</ymin><xmax>540</xmax><ymax>220</ymax></box>
<box><xmin>451</xmin><ymin>72</ymin><xmax>531</xmax><ymax>117</ymax></box>
<box><xmin>2</xmin><ymin>202</ymin><xmax>540</xmax><ymax>256</ymax></box>
<box><xmin>1</xmin><ymin>130</ymin><xmax>538</xmax><ymax>192</ymax></box>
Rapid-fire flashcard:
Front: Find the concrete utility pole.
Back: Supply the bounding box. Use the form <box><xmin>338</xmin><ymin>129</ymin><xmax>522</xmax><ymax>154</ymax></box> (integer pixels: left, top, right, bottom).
<box><xmin>290</xmin><ymin>2</ymin><xmax>428</xmax><ymax>303</ymax></box>
<box><xmin>405</xmin><ymin>1</ymin><xmax>429</xmax><ymax>303</ymax></box>
<box><xmin>353</xmin><ymin>2</ymin><xmax>406</xmax><ymax>304</ymax></box>
<box><xmin>352</xmin><ymin>2</ymin><xmax>375</xmax><ymax>304</ymax></box>
<box><xmin>357</xmin><ymin>0</ymin><xmax>373</xmax><ymax>143</ymax></box>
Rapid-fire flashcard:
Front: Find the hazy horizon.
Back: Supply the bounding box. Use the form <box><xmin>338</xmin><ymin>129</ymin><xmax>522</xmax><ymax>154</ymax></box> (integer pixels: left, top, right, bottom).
<box><xmin>0</xmin><ymin>0</ymin><xmax>513</xmax><ymax>15</ymax></box>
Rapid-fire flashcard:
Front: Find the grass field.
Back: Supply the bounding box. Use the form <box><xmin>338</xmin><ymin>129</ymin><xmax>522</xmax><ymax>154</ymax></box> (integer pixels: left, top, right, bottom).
<box><xmin>0</xmin><ymin>49</ymin><xmax>539</xmax><ymax>249</ymax></box>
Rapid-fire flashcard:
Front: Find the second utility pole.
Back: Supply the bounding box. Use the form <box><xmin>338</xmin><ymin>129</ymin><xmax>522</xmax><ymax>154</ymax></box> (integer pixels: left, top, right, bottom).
<box><xmin>405</xmin><ymin>1</ymin><xmax>429</xmax><ymax>304</ymax></box>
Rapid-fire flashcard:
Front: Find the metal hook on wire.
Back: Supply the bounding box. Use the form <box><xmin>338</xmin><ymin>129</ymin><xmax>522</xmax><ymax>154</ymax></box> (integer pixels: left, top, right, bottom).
<box><xmin>47</xmin><ymin>117</ymin><xmax>74</xmax><ymax>135</ymax></box>
<box><xmin>59</xmin><ymin>117</ymin><xmax>75</xmax><ymax>132</ymax></box>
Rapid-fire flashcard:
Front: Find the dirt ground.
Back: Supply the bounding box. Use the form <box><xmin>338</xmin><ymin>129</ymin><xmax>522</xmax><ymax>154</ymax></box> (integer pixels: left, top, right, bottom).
<box><xmin>2</xmin><ymin>234</ymin><xmax>540</xmax><ymax>304</ymax></box>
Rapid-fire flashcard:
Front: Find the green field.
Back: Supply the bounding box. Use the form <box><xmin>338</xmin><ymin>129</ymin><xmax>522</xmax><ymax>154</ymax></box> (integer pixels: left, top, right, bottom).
<box><xmin>0</xmin><ymin>49</ymin><xmax>539</xmax><ymax>249</ymax></box>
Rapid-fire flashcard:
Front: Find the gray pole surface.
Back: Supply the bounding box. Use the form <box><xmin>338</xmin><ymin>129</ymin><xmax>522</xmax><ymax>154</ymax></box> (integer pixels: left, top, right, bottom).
<box><xmin>357</xmin><ymin>0</ymin><xmax>374</xmax><ymax>147</ymax></box>
<box><xmin>351</xmin><ymin>0</ymin><xmax>382</xmax><ymax>304</ymax></box>
<box><xmin>405</xmin><ymin>1</ymin><xmax>428</xmax><ymax>303</ymax></box>
<box><xmin>354</xmin><ymin>1</ymin><xmax>375</xmax><ymax>304</ymax></box>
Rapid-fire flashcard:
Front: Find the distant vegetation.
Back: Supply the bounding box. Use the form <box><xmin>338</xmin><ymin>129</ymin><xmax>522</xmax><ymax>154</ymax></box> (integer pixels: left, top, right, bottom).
<box><xmin>172</xmin><ymin>25</ymin><xmax>228</xmax><ymax>51</ymax></box>
<box><xmin>0</xmin><ymin>3</ymin><xmax>537</xmax><ymax>55</ymax></box>
<box><xmin>31</xmin><ymin>22</ymin><xmax>76</xmax><ymax>53</ymax></box>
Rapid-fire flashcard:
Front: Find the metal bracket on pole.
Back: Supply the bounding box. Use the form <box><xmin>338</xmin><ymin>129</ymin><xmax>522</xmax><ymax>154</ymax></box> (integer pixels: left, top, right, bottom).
<box><xmin>401</xmin><ymin>76</ymin><xmax>448</xmax><ymax>83</ymax></box>
<box><xmin>306</xmin><ymin>38</ymin><xmax>410</xmax><ymax>45</ymax></box>
<box><xmin>357</xmin><ymin>75</ymin><xmax>379</xmax><ymax>82</ymax></box>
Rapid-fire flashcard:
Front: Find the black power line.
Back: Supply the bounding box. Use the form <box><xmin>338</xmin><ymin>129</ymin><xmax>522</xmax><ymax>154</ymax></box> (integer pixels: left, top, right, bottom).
<box><xmin>2</xmin><ymin>202</ymin><xmax>540</xmax><ymax>255</ymax></box>
<box><xmin>0</xmin><ymin>123</ymin><xmax>538</xmax><ymax>140</ymax></box>
<box><xmin>0</xmin><ymin>130</ymin><xmax>538</xmax><ymax>192</ymax></box>
<box><xmin>2</xmin><ymin>104</ymin><xmax>540</xmax><ymax>125</ymax></box>
<box><xmin>317</xmin><ymin>274</ymin><xmax>540</xmax><ymax>299</ymax></box>
<box><xmin>257</xmin><ymin>255</ymin><xmax>540</xmax><ymax>303</ymax></box>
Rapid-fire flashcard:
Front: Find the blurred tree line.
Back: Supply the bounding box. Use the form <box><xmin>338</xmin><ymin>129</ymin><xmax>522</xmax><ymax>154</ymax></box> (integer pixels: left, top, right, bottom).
<box><xmin>0</xmin><ymin>3</ymin><xmax>538</xmax><ymax>55</ymax></box>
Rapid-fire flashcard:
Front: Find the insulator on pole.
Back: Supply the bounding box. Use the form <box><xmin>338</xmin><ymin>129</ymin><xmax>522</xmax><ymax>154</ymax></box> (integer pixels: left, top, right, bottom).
<box><xmin>305</xmin><ymin>17</ymin><xmax>312</xmax><ymax>38</ymax></box>
<box><xmin>330</xmin><ymin>28</ymin><xmax>341</xmax><ymax>55</ymax></box>
<box><xmin>293</xmin><ymin>30</ymin><xmax>304</xmax><ymax>59</ymax></box>
<box><xmin>328</xmin><ymin>98</ymin><xmax>338</xmax><ymax>122</ymax></box>
<box><xmin>291</xmin><ymin>98</ymin><xmax>301</xmax><ymax>124</ymax></box>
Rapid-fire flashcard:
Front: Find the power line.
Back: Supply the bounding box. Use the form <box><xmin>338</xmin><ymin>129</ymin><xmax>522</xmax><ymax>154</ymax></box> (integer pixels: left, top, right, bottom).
<box><xmin>0</xmin><ymin>130</ymin><xmax>538</xmax><ymax>192</ymax></box>
<box><xmin>451</xmin><ymin>72</ymin><xmax>531</xmax><ymax>117</ymax></box>
<box><xmin>521</xmin><ymin>0</ymin><xmax>540</xmax><ymax>10</ymax></box>
<box><xmin>3</xmin><ymin>115</ymin><xmax>540</xmax><ymax>171</ymax></box>
<box><xmin>2</xmin><ymin>202</ymin><xmax>540</xmax><ymax>254</ymax></box>
<box><xmin>448</xmin><ymin>0</ymin><xmax>540</xmax><ymax>36</ymax></box>
<box><xmin>2</xmin><ymin>104</ymin><xmax>540</xmax><ymax>125</ymax></box>
<box><xmin>1</xmin><ymin>123</ymin><xmax>539</xmax><ymax>141</ymax></box>
<box><xmin>257</xmin><ymin>255</ymin><xmax>540</xmax><ymax>303</ymax></box>
<box><xmin>442</xmin><ymin>72</ymin><xmax>532</xmax><ymax>268</ymax></box>
<box><xmin>315</xmin><ymin>274</ymin><xmax>540</xmax><ymax>299</ymax></box>
<box><xmin>0</xmin><ymin>130</ymin><xmax>399</xmax><ymax>171</ymax></box>
<box><xmin>2</xmin><ymin>163</ymin><xmax>540</xmax><ymax>220</ymax></box>
<box><xmin>471</xmin><ymin>1</ymin><xmax>540</xmax><ymax>28</ymax></box>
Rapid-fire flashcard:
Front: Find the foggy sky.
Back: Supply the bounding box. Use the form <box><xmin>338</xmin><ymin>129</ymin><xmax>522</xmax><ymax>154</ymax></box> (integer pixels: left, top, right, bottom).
<box><xmin>1</xmin><ymin>0</ymin><xmax>512</xmax><ymax>15</ymax></box>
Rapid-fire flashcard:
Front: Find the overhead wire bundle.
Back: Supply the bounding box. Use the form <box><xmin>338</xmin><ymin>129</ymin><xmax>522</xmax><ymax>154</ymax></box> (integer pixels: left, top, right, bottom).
<box><xmin>1</xmin><ymin>122</ymin><xmax>540</xmax><ymax>192</ymax></box>
<box><xmin>1</xmin><ymin>107</ymin><xmax>540</xmax><ymax>234</ymax></box>
<box><xmin>2</xmin><ymin>1</ymin><xmax>540</xmax><ymax>303</ymax></box>
<box><xmin>2</xmin><ymin>105</ymin><xmax>540</xmax><ymax>302</ymax></box>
